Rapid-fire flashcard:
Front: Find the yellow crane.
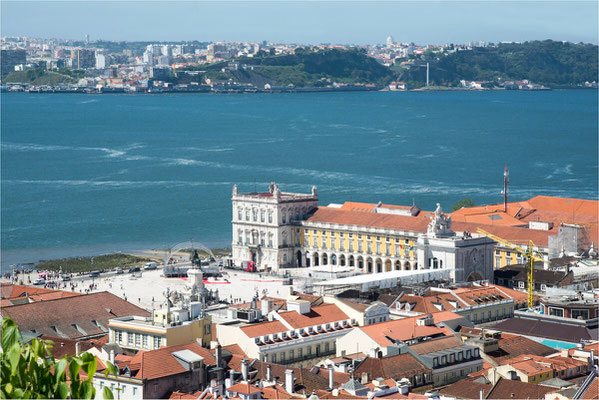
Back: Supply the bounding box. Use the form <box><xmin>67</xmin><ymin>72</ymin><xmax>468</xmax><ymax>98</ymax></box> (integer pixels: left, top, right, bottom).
<box><xmin>476</xmin><ymin>228</ymin><xmax>545</xmax><ymax>308</ymax></box>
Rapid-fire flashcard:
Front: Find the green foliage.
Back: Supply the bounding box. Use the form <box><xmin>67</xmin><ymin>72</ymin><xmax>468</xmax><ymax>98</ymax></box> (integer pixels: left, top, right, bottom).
<box><xmin>4</xmin><ymin>68</ymin><xmax>78</xmax><ymax>85</ymax></box>
<box><xmin>451</xmin><ymin>198</ymin><xmax>476</xmax><ymax>212</ymax></box>
<box><xmin>1</xmin><ymin>318</ymin><xmax>116</xmax><ymax>399</ymax></box>
<box><xmin>245</xmin><ymin>48</ymin><xmax>394</xmax><ymax>87</ymax></box>
<box><xmin>36</xmin><ymin>253</ymin><xmax>152</xmax><ymax>273</ymax></box>
<box><xmin>398</xmin><ymin>40</ymin><xmax>598</xmax><ymax>87</ymax></box>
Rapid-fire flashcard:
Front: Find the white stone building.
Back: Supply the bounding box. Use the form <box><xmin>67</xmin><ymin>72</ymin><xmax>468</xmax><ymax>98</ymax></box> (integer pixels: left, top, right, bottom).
<box><xmin>231</xmin><ymin>183</ymin><xmax>318</xmax><ymax>271</ymax></box>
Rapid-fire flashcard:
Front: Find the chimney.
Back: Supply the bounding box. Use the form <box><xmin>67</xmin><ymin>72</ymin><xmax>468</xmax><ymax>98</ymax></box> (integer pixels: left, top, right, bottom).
<box><xmin>109</xmin><ymin>349</ymin><xmax>115</xmax><ymax>364</ymax></box>
<box><xmin>229</xmin><ymin>369</ymin><xmax>235</xmax><ymax>384</ymax></box>
<box><xmin>216</xmin><ymin>344</ymin><xmax>222</xmax><ymax>369</ymax></box>
<box><xmin>266</xmin><ymin>364</ymin><xmax>272</xmax><ymax>382</ymax></box>
<box><xmin>262</xmin><ymin>299</ymin><xmax>274</xmax><ymax>315</ymax></box>
<box><xmin>285</xmin><ymin>369</ymin><xmax>295</xmax><ymax>394</ymax></box>
<box><xmin>75</xmin><ymin>342</ymin><xmax>81</xmax><ymax>355</ymax></box>
<box><xmin>241</xmin><ymin>359</ymin><xmax>249</xmax><ymax>381</ymax></box>
<box><xmin>328</xmin><ymin>366</ymin><xmax>335</xmax><ymax>390</ymax></box>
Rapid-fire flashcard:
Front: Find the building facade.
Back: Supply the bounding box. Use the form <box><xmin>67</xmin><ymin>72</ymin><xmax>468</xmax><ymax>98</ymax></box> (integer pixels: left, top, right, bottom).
<box><xmin>231</xmin><ymin>183</ymin><xmax>318</xmax><ymax>271</ymax></box>
<box><xmin>232</xmin><ymin>184</ymin><xmax>495</xmax><ymax>282</ymax></box>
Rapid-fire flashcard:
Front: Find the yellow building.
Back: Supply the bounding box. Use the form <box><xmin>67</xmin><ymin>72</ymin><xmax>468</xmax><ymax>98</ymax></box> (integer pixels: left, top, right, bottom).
<box><xmin>108</xmin><ymin>312</ymin><xmax>212</xmax><ymax>351</ymax></box>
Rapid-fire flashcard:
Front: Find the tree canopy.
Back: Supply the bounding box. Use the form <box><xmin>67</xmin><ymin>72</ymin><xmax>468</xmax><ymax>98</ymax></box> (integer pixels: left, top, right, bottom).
<box><xmin>1</xmin><ymin>318</ymin><xmax>116</xmax><ymax>399</ymax></box>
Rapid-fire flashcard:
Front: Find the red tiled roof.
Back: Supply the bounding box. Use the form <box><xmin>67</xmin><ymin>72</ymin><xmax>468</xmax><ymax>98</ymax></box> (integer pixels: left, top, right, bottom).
<box><xmin>42</xmin><ymin>334</ymin><xmax>108</xmax><ymax>359</ymax></box>
<box><xmin>134</xmin><ymin>342</ymin><xmax>216</xmax><ymax>380</ymax></box>
<box><xmin>409</xmin><ymin>335</ymin><xmax>464</xmax><ymax>354</ymax></box>
<box><xmin>357</xmin><ymin>311</ymin><xmax>460</xmax><ymax>347</ymax></box>
<box><xmin>354</xmin><ymin>353</ymin><xmax>430</xmax><ymax>381</ymax></box>
<box><xmin>227</xmin><ymin>382</ymin><xmax>261</xmax><ymax>395</ymax></box>
<box><xmin>459</xmin><ymin>328</ymin><xmax>555</xmax><ymax>363</ymax></box>
<box><xmin>240</xmin><ymin>320</ymin><xmax>288</xmax><ymax>338</ymax></box>
<box><xmin>485</xmin><ymin>377</ymin><xmax>559</xmax><ymax>399</ymax></box>
<box><xmin>0</xmin><ymin>291</ymin><xmax>150</xmax><ymax>339</ymax></box>
<box><xmin>169</xmin><ymin>391</ymin><xmax>204</xmax><ymax>399</ymax></box>
<box><xmin>438</xmin><ymin>377</ymin><xmax>492</xmax><ymax>399</ymax></box>
<box><xmin>278</xmin><ymin>303</ymin><xmax>349</xmax><ymax>329</ymax></box>
<box><xmin>222</xmin><ymin>344</ymin><xmax>248</xmax><ymax>358</ymax></box>
<box><xmin>306</xmin><ymin>205</ymin><xmax>557</xmax><ymax>247</ymax></box>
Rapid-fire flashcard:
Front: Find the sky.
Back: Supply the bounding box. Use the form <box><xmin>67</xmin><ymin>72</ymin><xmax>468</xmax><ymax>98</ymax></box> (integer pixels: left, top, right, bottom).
<box><xmin>1</xmin><ymin>1</ymin><xmax>598</xmax><ymax>45</ymax></box>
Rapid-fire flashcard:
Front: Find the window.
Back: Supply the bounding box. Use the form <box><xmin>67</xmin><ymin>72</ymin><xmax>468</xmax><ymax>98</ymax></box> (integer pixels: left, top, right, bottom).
<box><xmin>549</xmin><ymin>307</ymin><xmax>564</xmax><ymax>317</ymax></box>
<box><xmin>280</xmin><ymin>352</ymin><xmax>285</xmax><ymax>362</ymax></box>
<box><xmin>261</xmin><ymin>210</ymin><xmax>265</xmax><ymax>223</ymax></box>
<box><xmin>367</xmin><ymin>242</ymin><xmax>372</xmax><ymax>253</ymax></box>
<box><xmin>134</xmin><ymin>333</ymin><xmax>141</xmax><ymax>347</ymax></box>
<box><xmin>268</xmin><ymin>211</ymin><xmax>273</xmax><ymax>223</ymax></box>
<box><xmin>325</xmin><ymin>342</ymin><xmax>330</xmax><ymax>353</ymax></box>
<box><xmin>519</xmin><ymin>281</ymin><xmax>525</xmax><ymax>289</ymax></box>
<box><xmin>153</xmin><ymin>336</ymin><xmax>161</xmax><ymax>349</ymax></box>
<box><xmin>245</xmin><ymin>209</ymin><xmax>250</xmax><ymax>221</ymax></box>
<box><xmin>133</xmin><ymin>387</ymin><xmax>137</xmax><ymax>396</ymax></box>
<box><xmin>376</xmin><ymin>243</ymin><xmax>381</xmax><ymax>254</ymax></box>
<box><xmin>205</xmin><ymin>324</ymin><xmax>211</xmax><ymax>335</ymax></box>
<box><xmin>298</xmin><ymin>348</ymin><xmax>303</xmax><ymax>358</ymax></box>
<box><xmin>271</xmin><ymin>353</ymin><xmax>276</xmax><ymax>363</ymax></box>
<box><xmin>115</xmin><ymin>330</ymin><xmax>122</xmax><ymax>344</ymax></box>
<box><xmin>572</xmin><ymin>309</ymin><xmax>590</xmax><ymax>320</ymax></box>
<box><xmin>289</xmin><ymin>350</ymin><xmax>294</xmax><ymax>360</ymax></box>
<box><xmin>466</xmin><ymin>350</ymin><xmax>471</xmax><ymax>358</ymax></box>
<box><xmin>142</xmin><ymin>334</ymin><xmax>148</xmax><ymax>348</ymax></box>
<box><xmin>307</xmin><ymin>346</ymin><xmax>312</xmax><ymax>356</ymax></box>
<box><xmin>128</xmin><ymin>332</ymin><xmax>133</xmax><ymax>345</ymax></box>
<box><xmin>252</xmin><ymin>209</ymin><xmax>257</xmax><ymax>222</ymax></box>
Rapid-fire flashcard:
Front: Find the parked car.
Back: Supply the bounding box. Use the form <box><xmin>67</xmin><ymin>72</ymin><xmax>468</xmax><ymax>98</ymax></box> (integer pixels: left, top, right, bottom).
<box><xmin>128</xmin><ymin>266</ymin><xmax>141</xmax><ymax>273</ymax></box>
<box><xmin>61</xmin><ymin>275</ymin><xmax>71</xmax><ymax>281</ymax></box>
<box><xmin>89</xmin><ymin>271</ymin><xmax>100</xmax><ymax>278</ymax></box>
<box><xmin>116</xmin><ymin>268</ymin><xmax>124</xmax><ymax>274</ymax></box>
<box><xmin>33</xmin><ymin>278</ymin><xmax>45</xmax><ymax>285</ymax></box>
<box><xmin>144</xmin><ymin>262</ymin><xmax>158</xmax><ymax>270</ymax></box>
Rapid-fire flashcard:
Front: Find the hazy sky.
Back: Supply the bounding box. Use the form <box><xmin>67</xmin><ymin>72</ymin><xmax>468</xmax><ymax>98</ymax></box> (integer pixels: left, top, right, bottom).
<box><xmin>2</xmin><ymin>1</ymin><xmax>597</xmax><ymax>45</ymax></box>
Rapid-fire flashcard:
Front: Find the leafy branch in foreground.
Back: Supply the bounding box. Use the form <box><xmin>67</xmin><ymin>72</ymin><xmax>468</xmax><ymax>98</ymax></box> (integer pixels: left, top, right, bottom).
<box><xmin>0</xmin><ymin>318</ymin><xmax>117</xmax><ymax>399</ymax></box>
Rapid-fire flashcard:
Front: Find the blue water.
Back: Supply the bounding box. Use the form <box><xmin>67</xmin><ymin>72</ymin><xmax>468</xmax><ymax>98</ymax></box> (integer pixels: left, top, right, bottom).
<box><xmin>1</xmin><ymin>90</ymin><xmax>597</xmax><ymax>267</ymax></box>
<box><xmin>540</xmin><ymin>339</ymin><xmax>579</xmax><ymax>350</ymax></box>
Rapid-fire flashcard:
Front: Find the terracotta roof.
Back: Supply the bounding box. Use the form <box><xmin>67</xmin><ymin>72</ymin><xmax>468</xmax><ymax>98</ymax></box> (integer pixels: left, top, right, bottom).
<box><xmin>408</xmin><ymin>335</ymin><xmax>464</xmax><ymax>354</ymax></box>
<box><xmin>227</xmin><ymin>382</ymin><xmax>262</xmax><ymax>395</ymax></box>
<box><xmin>306</xmin><ymin>205</ymin><xmax>557</xmax><ymax>247</ymax></box>
<box><xmin>580</xmin><ymin>373</ymin><xmax>598</xmax><ymax>400</ymax></box>
<box><xmin>459</xmin><ymin>328</ymin><xmax>555</xmax><ymax>363</ymax></box>
<box><xmin>222</xmin><ymin>344</ymin><xmax>248</xmax><ymax>358</ymax></box>
<box><xmin>42</xmin><ymin>334</ymin><xmax>108</xmax><ymax>359</ymax></box>
<box><xmin>0</xmin><ymin>291</ymin><xmax>150</xmax><ymax>339</ymax></box>
<box><xmin>485</xmin><ymin>377</ymin><xmax>560</xmax><ymax>399</ymax></box>
<box><xmin>451</xmin><ymin>195</ymin><xmax>599</xmax><ymax>246</ymax></box>
<box><xmin>306</xmin><ymin>207</ymin><xmax>429</xmax><ymax>233</ymax></box>
<box><xmin>133</xmin><ymin>342</ymin><xmax>216</xmax><ymax>380</ymax></box>
<box><xmin>169</xmin><ymin>391</ymin><xmax>204</xmax><ymax>399</ymax></box>
<box><xmin>357</xmin><ymin>311</ymin><xmax>460</xmax><ymax>347</ymax></box>
<box><xmin>239</xmin><ymin>320</ymin><xmax>289</xmax><ymax>338</ymax></box>
<box><xmin>336</xmin><ymin>298</ymin><xmax>370</xmax><ymax>312</ymax></box>
<box><xmin>250</xmin><ymin>361</ymin><xmax>337</xmax><ymax>393</ymax></box>
<box><xmin>315</xmin><ymin>389</ymin><xmax>367</xmax><ymax>399</ymax></box>
<box><xmin>277</xmin><ymin>303</ymin><xmax>349</xmax><ymax>329</ymax></box>
<box><xmin>353</xmin><ymin>353</ymin><xmax>430</xmax><ymax>381</ymax></box>
<box><xmin>261</xmin><ymin>384</ymin><xmax>304</xmax><ymax>399</ymax></box>
<box><xmin>501</xmin><ymin>354</ymin><xmax>588</xmax><ymax>376</ymax></box>
<box><xmin>231</xmin><ymin>296</ymin><xmax>287</xmax><ymax>311</ymax></box>
<box><xmin>438</xmin><ymin>377</ymin><xmax>492</xmax><ymax>399</ymax></box>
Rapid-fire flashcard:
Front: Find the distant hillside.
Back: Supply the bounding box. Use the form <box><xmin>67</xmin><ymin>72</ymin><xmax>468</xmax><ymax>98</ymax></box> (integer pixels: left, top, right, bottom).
<box><xmin>4</xmin><ymin>68</ymin><xmax>80</xmax><ymax>85</ymax></box>
<box><xmin>199</xmin><ymin>48</ymin><xmax>395</xmax><ymax>87</ymax></box>
<box><xmin>398</xmin><ymin>40</ymin><xmax>598</xmax><ymax>88</ymax></box>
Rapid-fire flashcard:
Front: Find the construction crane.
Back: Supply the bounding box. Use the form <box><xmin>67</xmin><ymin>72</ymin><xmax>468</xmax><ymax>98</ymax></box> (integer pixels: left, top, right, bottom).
<box><xmin>476</xmin><ymin>228</ymin><xmax>545</xmax><ymax>308</ymax></box>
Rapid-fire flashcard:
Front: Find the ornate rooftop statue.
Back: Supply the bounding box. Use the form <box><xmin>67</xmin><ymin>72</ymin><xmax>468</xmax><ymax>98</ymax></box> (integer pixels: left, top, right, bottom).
<box><xmin>427</xmin><ymin>203</ymin><xmax>453</xmax><ymax>237</ymax></box>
